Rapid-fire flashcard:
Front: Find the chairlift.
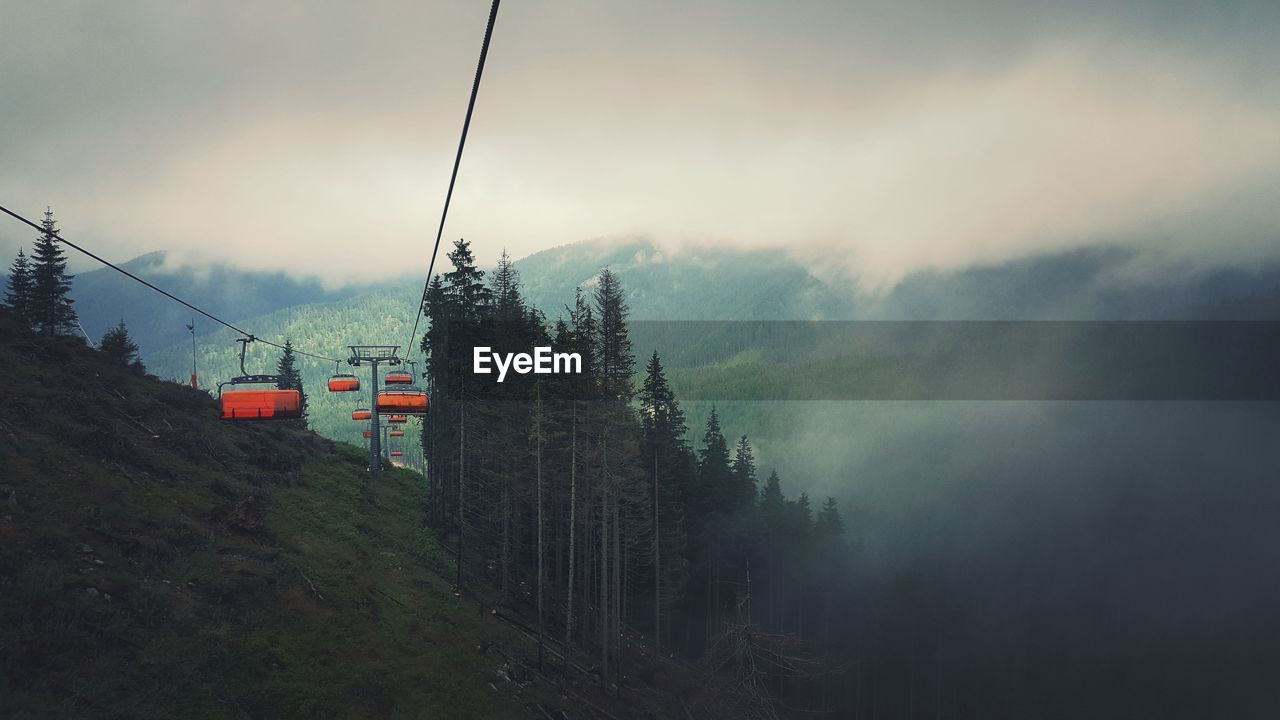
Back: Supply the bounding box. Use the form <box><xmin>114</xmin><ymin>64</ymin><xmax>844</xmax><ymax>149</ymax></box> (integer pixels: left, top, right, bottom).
<box><xmin>218</xmin><ymin>338</ymin><xmax>302</xmax><ymax>420</ymax></box>
<box><xmin>384</xmin><ymin>370</ymin><xmax>413</xmax><ymax>385</ymax></box>
<box><xmin>328</xmin><ymin>361</ymin><xmax>360</xmax><ymax>393</ymax></box>
<box><xmin>377</xmin><ymin>387</ymin><xmax>428</xmax><ymax>414</ymax></box>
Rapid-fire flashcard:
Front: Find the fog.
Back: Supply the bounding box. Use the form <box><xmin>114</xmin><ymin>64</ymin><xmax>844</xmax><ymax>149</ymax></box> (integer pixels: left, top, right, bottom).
<box><xmin>679</xmin><ymin>399</ymin><xmax>1280</xmax><ymax>715</ymax></box>
<box><xmin>3</xmin><ymin>1</ymin><xmax>1280</xmax><ymax>286</ymax></box>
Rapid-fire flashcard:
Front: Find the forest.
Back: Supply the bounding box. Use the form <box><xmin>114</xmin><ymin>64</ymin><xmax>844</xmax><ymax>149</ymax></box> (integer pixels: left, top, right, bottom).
<box><xmin>416</xmin><ymin>238</ymin><xmax>853</xmax><ymax>714</ymax></box>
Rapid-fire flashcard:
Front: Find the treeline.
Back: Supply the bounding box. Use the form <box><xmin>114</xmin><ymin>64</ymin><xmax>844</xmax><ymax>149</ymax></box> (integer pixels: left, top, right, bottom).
<box><xmin>5</xmin><ymin>208</ymin><xmax>144</xmax><ymax>372</ymax></box>
<box><xmin>419</xmin><ymin>239</ymin><xmax>852</xmax><ymax>710</ymax></box>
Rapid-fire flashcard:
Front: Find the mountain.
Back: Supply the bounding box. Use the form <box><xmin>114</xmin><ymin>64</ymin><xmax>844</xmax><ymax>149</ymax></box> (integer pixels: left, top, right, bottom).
<box><xmin>68</xmin><ymin>252</ymin><xmax>391</xmax><ymax>356</ymax></box>
<box><xmin>513</xmin><ymin>237</ymin><xmax>855</xmax><ymax>321</ymax></box>
<box><xmin>122</xmin><ymin>238</ymin><xmax>1274</xmax><ymax>468</ymax></box>
<box><xmin>866</xmin><ymin>246</ymin><xmax>1280</xmax><ymax>320</ymax></box>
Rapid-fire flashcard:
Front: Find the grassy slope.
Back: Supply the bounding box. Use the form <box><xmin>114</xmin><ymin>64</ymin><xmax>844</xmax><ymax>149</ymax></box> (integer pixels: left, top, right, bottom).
<box><xmin>0</xmin><ymin>316</ymin><xmax>551</xmax><ymax>719</ymax></box>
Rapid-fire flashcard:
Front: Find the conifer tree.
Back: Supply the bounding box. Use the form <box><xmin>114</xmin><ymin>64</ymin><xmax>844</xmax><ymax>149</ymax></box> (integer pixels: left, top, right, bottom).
<box><xmin>4</xmin><ymin>248</ymin><xmax>33</xmax><ymax>324</ymax></box>
<box><xmin>695</xmin><ymin>407</ymin><xmax>732</xmax><ymax>521</ymax></box>
<box><xmin>275</xmin><ymin>340</ymin><xmax>307</xmax><ymax>427</ymax></box>
<box><xmin>639</xmin><ymin>351</ymin><xmax>692</xmax><ymax>652</ymax></box>
<box><xmin>758</xmin><ymin>470</ymin><xmax>787</xmax><ymax>627</ymax></box>
<box><xmin>816</xmin><ymin>496</ymin><xmax>845</xmax><ymax>542</ymax></box>
<box><xmin>694</xmin><ymin>406</ymin><xmax>734</xmax><ymax>650</ymax></box>
<box><xmin>444</xmin><ymin>238</ymin><xmax>491</xmax><ymax>321</ymax></box>
<box><xmin>99</xmin><ymin>319</ymin><xmax>144</xmax><ymax>372</ymax></box>
<box><xmin>593</xmin><ymin>268</ymin><xmax>634</xmax><ymax>402</ymax></box>
<box><xmin>730</xmin><ymin>435</ymin><xmax>758</xmax><ymax>512</ymax></box>
<box><xmin>28</xmin><ymin>208</ymin><xmax>77</xmax><ymax>337</ymax></box>
<box><xmin>760</xmin><ymin>470</ymin><xmax>785</xmax><ymax>513</ymax></box>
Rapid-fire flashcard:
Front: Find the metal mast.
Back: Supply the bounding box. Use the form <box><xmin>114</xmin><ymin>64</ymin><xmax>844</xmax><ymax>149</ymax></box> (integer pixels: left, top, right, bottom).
<box><xmin>348</xmin><ymin>345</ymin><xmax>401</xmax><ymax>473</ymax></box>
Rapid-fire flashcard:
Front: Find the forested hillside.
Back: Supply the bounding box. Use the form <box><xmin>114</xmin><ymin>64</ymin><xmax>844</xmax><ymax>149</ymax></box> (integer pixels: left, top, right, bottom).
<box><xmin>0</xmin><ymin>308</ymin><xmax>764</xmax><ymax>719</ymax></box>
<box><xmin>414</xmin><ymin>241</ymin><xmax>854</xmax><ymax>716</ymax></box>
<box><xmin>68</xmin><ymin>251</ymin><xmax>380</xmax><ymax>355</ymax></box>
<box><xmin>0</xmin><ymin>309</ymin><xmax>540</xmax><ymax>717</ymax></box>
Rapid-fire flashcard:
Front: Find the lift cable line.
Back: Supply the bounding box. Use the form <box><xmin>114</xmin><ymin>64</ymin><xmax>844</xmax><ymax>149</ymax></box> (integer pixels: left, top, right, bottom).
<box><xmin>405</xmin><ymin>0</ymin><xmax>502</xmax><ymax>360</ymax></box>
<box><xmin>0</xmin><ymin>203</ymin><xmax>343</xmax><ymax>364</ymax></box>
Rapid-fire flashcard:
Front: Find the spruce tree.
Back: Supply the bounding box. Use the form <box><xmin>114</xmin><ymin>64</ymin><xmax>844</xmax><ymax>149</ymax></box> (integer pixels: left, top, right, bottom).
<box><xmin>816</xmin><ymin>496</ymin><xmax>845</xmax><ymax>542</ymax></box>
<box><xmin>696</xmin><ymin>407</ymin><xmax>732</xmax><ymax>519</ymax></box>
<box><xmin>730</xmin><ymin>435</ymin><xmax>758</xmax><ymax>512</ymax></box>
<box><xmin>760</xmin><ymin>470</ymin><xmax>785</xmax><ymax>512</ymax></box>
<box><xmin>444</xmin><ymin>238</ymin><xmax>491</xmax><ymax>321</ymax></box>
<box><xmin>594</xmin><ymin>268</ymin><xmax>634</xmax><ymax>402</ymax></box>
<box><xmin>28</xmin><ymin>208</ymin><xmax>77</xmax><ymax>337</ymax></box>
<box><xmin>639</xmin><ymin>351</ymin><xmax>692</xmax><ymax>652</ymax></box>
<box><xmin>99</xmin><ymin>319</ymin><xmax>144</xmax><ymax>372</ymax></box>
<box><xmin>4</xmin><ymin>248</ymin><xmax>33</xmax><ymax>324</ymax></box>
<box><xmin>275</xmin><ymin>340</ymin><xmax>307</xmax><ymax>427</ymax></box>
<box><xmin>758</xmin><ymin>470</ymin><xmax>787</xmax><ymax>627</ymax></box>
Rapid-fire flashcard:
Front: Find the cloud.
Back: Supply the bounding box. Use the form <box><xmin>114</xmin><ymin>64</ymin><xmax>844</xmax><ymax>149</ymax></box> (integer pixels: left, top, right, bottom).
<box><xmin>1</xmin><ymin>2</ymin><xmax>1278</xmax><ymax>287</ymax></box>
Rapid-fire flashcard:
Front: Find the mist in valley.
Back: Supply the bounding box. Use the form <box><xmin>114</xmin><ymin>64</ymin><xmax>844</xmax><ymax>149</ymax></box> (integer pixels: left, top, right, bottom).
<box><xmin>680</xmin><ymin>398</ymin><xmax>1280</xmax><ymax>716</ymax></box>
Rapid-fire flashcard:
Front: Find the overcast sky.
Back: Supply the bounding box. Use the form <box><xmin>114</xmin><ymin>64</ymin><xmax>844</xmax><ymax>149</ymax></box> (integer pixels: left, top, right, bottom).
<box><xmin>2</xmin><ymin>0</ymin><xmax>1278</xmax><ymax>287</ymax></box>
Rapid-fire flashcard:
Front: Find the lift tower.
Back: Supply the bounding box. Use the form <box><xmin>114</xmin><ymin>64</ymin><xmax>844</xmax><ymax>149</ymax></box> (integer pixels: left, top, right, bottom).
<box><xmin>348</xmin><ymin>345</ymin><xmax>401</xmax><ymax>472</ymax></box>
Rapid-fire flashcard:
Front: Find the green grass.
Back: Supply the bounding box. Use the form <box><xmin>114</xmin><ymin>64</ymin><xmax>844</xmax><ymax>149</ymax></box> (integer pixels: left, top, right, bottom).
<box><xmin>0</xmin><ymin>324</ymin><xmax>552</xmax><ymax>719</ymax></box>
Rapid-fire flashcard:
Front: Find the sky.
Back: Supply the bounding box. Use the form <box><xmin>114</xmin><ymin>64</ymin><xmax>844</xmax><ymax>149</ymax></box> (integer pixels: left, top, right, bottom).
<box><xmin>2</xmin><ymin>0</ymin><xmax>1279</xmax><ymax>288</ymax></box>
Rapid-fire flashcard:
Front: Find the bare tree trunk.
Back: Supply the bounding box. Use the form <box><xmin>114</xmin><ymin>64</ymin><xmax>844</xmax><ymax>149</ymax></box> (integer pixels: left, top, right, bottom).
<box><xmin>600</xmin><ymin>430</ymin><xmax>610</xmax><ymax>689</ymax></box>
<box><xmin>501</xmin><ymin>469</ymin><xmax>510</xmax><ymax>598</ymax></box>
<box><xmin>706</xmin><ymin>532</ymin><xmax>721</xmax><ymax>653</ymax></box>
<box><xmin>613</xmin><ymin>485</ymin><xmax>622</xmax><ymax>698</ymax></box>
<box><xmin>456</xmin><ymin>380</ymin><xmax>466</xmax><ymax>591</ymax></box>
<box><xmin>653</xmin><ymin>448</ymin><xmax>661</xmax><ymax>656</ymax></box>
<box><xmin>536</xmin><ymin>384</ymin><xmax>545</xmax><ymax>629</ymax></box>
<box><xmin>564</xmin><ymin>401</ymin><xmax>577</xmax><ymax>646</ymax></box>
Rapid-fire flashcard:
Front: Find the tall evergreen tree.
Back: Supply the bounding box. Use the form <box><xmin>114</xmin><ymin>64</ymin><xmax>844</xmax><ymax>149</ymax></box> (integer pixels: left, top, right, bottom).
<box><xmin>815</xmin><ymin>496</ymin><xmax>845</xmax><ymax>542</ymax></box>
<box><xmin>730</xmin><ymin>435</ymin><xmax>758</xmax><ymax>512</ymax></box>
<box><xmin>696</xmin><ymin>407</ymin><xmax>732</xmax><ymax>521</ymax></box>
<box><xmin>593</xmin><ymin>268</ymin><xmax>635</xmax><ymax>402</ymax></box>
<box><xmin>639</xmin><ymin>351</ymin><xmax>692</xmax><ymax>653</ymax></box>
<box><xmin>4</xmin><ymin>248</ymin><xmax>33</xmax><ymax>324</ymax></box>
<box><xmin>275</xmin><ymin>340</ymin><xmax>307</xmax><ymax>427</ymax></box>
<box><xmin>758</xmin><ymin>470</ymin><xmax>787</xmax><ymax>627</ymax></box>
<box><xmin>760</xmin><ymin>470</ymin><xmax>785</xmax><ymax>512</ymax></box>
<box><xmin>444</xmin><ymin>238</ymin><xmax>491</xmax><ymax>321</ymax></box>
<box><xmin>28</xmin><ymin>208</ymin><xmax>77</xmax><ymax>336</ymax></box>
<box><xmin>100</xmin><ymin>319</ymin><xmax>144</xmax><ymax>372</ymax></box>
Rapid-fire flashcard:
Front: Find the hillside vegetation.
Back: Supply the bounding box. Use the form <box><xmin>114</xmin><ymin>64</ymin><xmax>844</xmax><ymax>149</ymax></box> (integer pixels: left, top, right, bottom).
<box><xmin>3</xmin><ymin>310</ymin><xmax>736</xmax><ymax>719</ymax></box>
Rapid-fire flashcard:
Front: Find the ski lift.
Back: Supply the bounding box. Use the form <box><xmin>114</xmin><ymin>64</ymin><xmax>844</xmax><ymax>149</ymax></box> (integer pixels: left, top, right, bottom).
<box><xmin>384</xmin><ymin>370</ymin><xmax>413</xmax><ymax>385</ymax></box>
<box><xmin>363</xmin><ymin>430</ymin><xmax>372</xmax><ymax>439</ymax></box>
<box><xmin>218</xmin><ymin>338</ymin><xmax>302</xmax><ymax>420</ymax></box>
<box><xmin>377</xmin><ymin>387</ymin><xmax>428</xmax><ymax>414</ymax></box>
<box><xmin>328</xmin><ymin>362</ymin><xmax>360</xmax><ymax>392</ymax></box>
<box><xmin>352</xmin><ymin>408</ymin><xmax>372</xmax><ymax>421</ymax></box>
<box><xmin>389</xmin><ymin>429</ymin><xmax>404</xmax><ymax>437</ymax></box>
<box><xmin>387</xmin><ymin>415</ymin><xmax>408</xmax><ymax>424</ymax></box>
<box><xmin>390</xmin><ymin>450</ymin><xmax>404</xmax><ymax>457</ymax></box>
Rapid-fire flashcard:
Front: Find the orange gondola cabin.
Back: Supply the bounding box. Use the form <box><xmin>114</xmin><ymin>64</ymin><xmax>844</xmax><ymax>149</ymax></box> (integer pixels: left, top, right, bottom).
<box><xmin>384</xmin><ymin>370</ymin><xmax>414</xmax><ymax>385</ymax></box>
<box><xmin>377</xmin><ymin>388</ymin><xmax>428</xmax><ymax>414</ymax></box>
<box><xmin>352</xmin><ymin>408</ymin><xmax>372</xmax><ymax>421</ymax></box>
<box><xmin>387</xmin><ymin>415</ymin><xmax>408</xmax><ymax>424</ymax></box>
<box><xmin>362</xmin><ymin>430</ymin><xmax>372</xmax><ymax>439</ymax></box>
<box><xmin>220</xmin><ymin>389</ymin><xmax>302</xmax><ymax>420</ymax></box>
<box><xmin>390</xmin><ymin>450</ymin><xmax>404</xmax><ymax>457</ymax></box>
<box><xmin>328</xmin><ymin>373</ymin><xmax>360</xmax><ymax>392</ymax></box>
<box><xmin>389</xmin><ymin>429</ymin><xmax>404</xmax><ymax>437</ymax></box>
